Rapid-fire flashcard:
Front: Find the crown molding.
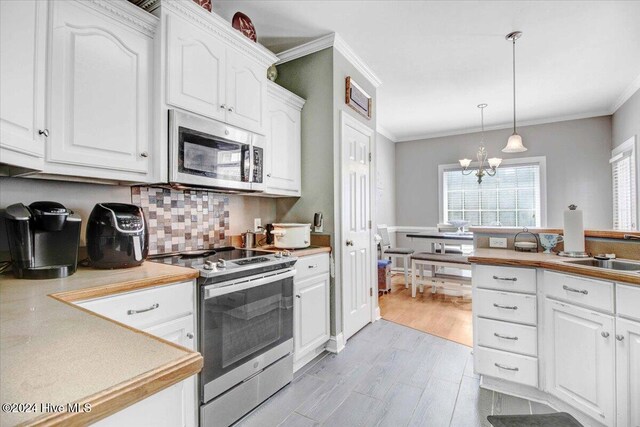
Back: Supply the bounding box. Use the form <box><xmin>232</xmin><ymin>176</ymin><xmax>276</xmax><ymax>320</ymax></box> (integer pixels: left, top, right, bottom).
<box><xmin>267</xmin><ymin>81</ymin><xmax>306</xmax><ymax>109</ymax></box>
<box><xmin>376</xmin><ymin>125</ymin><xmax>398</xmax><ymax>143</ymax></box>
<box><xmin>394</xmin><ymin>110</ymin><xmax>612</xmax><ymax>143</ymax></box>
<box><xmin>276</xmin><ymin>33</ymin><xmax>382</xmax><ymax>88</ymax></box>
<box><xmin>610</xmin><ymin>73</ymin><xmax>640</xmax><ymax>114</ymax></box>
<box><xmin>86</xmin><ymin>0</ymin><xmax>159</xmax><ymax>37</ymax></box>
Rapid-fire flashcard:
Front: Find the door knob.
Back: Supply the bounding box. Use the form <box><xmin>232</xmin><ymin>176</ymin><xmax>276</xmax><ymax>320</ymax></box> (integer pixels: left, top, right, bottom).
<box><xmin>38</xmin><ymin>129</ymin><xmax>49</xmax><ymax>137</ymax></box>
<box><xmin>346</xmin><ymin>240</ymin><xmax>354</xmax><ymax>246</ymax></box>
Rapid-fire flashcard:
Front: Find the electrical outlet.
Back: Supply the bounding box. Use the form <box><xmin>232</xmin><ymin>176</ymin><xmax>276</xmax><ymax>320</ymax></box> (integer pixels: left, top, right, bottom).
<box><xmin>254</xmin><ymin>218</ymin><xmax>261</xmax><ymax>231</ymax></box>
<box><xmin>489</xmin><ymin>237</ymin><xmax>508</xmax><ymax>248</ymax></box>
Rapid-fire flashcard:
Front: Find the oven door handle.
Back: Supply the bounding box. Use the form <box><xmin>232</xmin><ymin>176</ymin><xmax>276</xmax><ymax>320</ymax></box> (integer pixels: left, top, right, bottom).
<box><xmin>204</xmin><ymin>268</ymin><xmax>296</xmax><ymax>299</ymax></box>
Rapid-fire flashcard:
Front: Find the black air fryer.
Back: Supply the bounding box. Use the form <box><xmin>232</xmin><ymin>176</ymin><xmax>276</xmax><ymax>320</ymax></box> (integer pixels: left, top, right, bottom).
<box><xmin>2</xmin><ymin>201</ymin><xmax>81</xmax><ymax>279</ymax></box>
<box><xmin>87</xmin><ymin>203</ymin><xmax>148</xmax><ymax>269</ymax></box>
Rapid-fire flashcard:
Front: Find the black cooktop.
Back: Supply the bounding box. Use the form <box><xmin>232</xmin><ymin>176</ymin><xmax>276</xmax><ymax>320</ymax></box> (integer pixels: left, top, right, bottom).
<box><xmin>149</xmin><ymin>247</ymin><xmax>273</xmax><ymax>269</ymax></box>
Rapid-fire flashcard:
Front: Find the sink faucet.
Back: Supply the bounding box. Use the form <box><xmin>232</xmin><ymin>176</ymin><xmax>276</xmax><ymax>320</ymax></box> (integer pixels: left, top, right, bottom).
<box><xmin>624</xmin><ymin>234</ymin><xmax>640</xmax><ymax>240</ymax></box>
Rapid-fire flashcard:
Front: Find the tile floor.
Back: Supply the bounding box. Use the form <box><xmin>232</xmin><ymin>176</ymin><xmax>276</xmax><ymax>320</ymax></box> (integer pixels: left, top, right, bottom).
<box><xmin>235</xmin><ymin>320</ymin><xmax>555</xmax><ymax>427</ymax></box>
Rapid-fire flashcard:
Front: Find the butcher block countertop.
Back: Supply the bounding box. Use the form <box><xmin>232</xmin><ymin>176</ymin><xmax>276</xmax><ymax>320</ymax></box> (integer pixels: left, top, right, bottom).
<box><xmin>469</xmin><ymin>248</ymin><xmax>640</xmax><ymax>286</ymax></box>
<box><xmin>257</xmin><ymin>245</ymin><xmax>331</xmax><ymax>257</ymax></box>
<box><xmin>0</xmin><ymin>263</ymin><xmax>202</xmax><ymax>427</ymax></box>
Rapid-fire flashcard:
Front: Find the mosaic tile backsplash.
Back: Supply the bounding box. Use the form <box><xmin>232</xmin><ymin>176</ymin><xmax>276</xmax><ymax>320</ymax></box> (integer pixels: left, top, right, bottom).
<box><xmin>131</xmin><ymin>187</ymin><xmax>229</xmax><ymax>255</ymax></box>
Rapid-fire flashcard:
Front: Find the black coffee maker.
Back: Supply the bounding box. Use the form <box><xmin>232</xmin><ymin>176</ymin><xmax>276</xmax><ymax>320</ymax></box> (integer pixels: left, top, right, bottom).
<box><xmin>2</xmin><ymin>201</ymin><xmax>82</xmax><ymax>279</ymax></box>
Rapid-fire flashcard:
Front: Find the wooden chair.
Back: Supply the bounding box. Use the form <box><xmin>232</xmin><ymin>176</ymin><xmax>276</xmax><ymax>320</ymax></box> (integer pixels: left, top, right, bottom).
<box><xmin>378</xmin><ymin>225</ymin><xmax>414</xmax><ymax>289</ymax></box>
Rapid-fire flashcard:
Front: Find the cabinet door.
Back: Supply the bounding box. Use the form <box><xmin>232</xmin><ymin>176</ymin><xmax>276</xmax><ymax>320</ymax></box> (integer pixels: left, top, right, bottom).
<box><xmin>145</xmin><ymin>316</ymin><xmax>196</xmax><ymax>427</ymax></box>
<box><xmin>616</xmin><ymin>317</ymin><xmax>640</xmax><ymax>427</ymax></box>
<box><xmin>225</xmin><ymin>49</ymin><xmax>266</xmax><ymax>134</ymax></box>
<box><xmin>0</xmin><ymin>0</ymin><xmax>47</xmax><ymax>171</ymax></box>
<box><xmin>265</xmin><ymin>98</ymin><xmax>301</xmax><ymax>196</ymax></box>
<box><xmin>166</xmin><ymin>13</ymin><xmax>226</xmax><ymax>121</ymax></box>
<box><xmin>47</xmin><ymin>1</ymin><xmax>152</xmax><ymax>178</ymax></box>
<box><xmin>294</xmin><ymin>274</ymin><xmax>330</xmax><ymax>360</ymax></box>
<box><xmin>544</xmin><ymin>298</ymin><xmax>615</xmax><ymax>425</ymax></box>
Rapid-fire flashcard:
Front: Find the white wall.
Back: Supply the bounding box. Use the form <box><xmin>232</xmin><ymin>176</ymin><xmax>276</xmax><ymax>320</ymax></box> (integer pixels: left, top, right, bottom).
<box><xmin>0</xmin><ymin>177</ymin><xmax>276</xmax><ymax>246</ymax></box>
<box><xmin>395</xmin><ymin>116</ymin><xmax>613</xmax><ymax>229</ymax></box>
<box><xmin>376</xmin><ymin>132</ymin><xmax>396</xmax><ymax>226</ymax></box>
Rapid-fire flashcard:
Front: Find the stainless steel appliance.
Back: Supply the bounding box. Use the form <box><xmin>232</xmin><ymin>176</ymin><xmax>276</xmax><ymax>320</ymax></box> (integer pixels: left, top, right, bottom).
<box><xmin>169</xmin><ymin>109</ymin><xmax>265</xmax><ymax>192</ymax></box>
<box><xmin>86</xmin><ymin>203</ymin><xmax>148</xmax><ymax>269</ymax></box>
<box><xmin>150</xmin><ymin>247</ymin><xmax>296</xmax><ymax>427</ymax></box>
<box><xmin>2</xmin><ymin>201</ymin><xmax>81</xmax><ymax>279</ymax></box>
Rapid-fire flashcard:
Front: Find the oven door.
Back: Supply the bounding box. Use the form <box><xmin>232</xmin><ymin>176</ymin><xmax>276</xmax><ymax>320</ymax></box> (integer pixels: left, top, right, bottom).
<box><xmin>200</xmin><ymin>268</ymin><xmax>295</xmax><ymax>403</ymax></box>
<box><xmin>169</xmin><ymin>110</ymin><xmax>254</xmax><ymax>191</ymax></box>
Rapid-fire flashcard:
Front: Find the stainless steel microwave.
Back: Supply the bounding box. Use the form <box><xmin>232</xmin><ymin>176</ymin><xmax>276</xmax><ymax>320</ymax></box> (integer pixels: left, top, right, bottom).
<box><xmin>169</xmin><ymin>110</ymin><xmax>264</xmax><ymax>192</ymax></box>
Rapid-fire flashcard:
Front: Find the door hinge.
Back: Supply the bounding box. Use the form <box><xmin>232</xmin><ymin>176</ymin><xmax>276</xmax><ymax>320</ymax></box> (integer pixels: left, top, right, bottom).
<box><xmin>369</xmin><ymin>152</ymin><xmax>372</xmax><ymax>162</ymax></box>
<box><xmin>368</xmin><ymin>220</ymin><xmax>372</xmax><ymax>229</ymax></box>
<box><xmin>370</xmin><ymin>288</ymin><xmax>373</xmax><ymax>297</ymax></box>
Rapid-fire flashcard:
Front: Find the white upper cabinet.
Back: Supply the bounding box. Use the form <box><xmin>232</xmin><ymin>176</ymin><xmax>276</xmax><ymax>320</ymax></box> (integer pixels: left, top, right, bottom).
<box><xmin>225</xmin><ymin>49</ymin><xmax>266</xmax><ymax>134</ymax></box>
<box><xmin>616</xmin><ymin>317</ymin><xmax>640</xmax><ymax>427</ymax></box>
<box><xmin>264</xmin><ymin>82</ymin><xmax>304</xmax><ymax>196</ymax></box>
<box><xmin>45</xmin><ymin>0</ymin><xmax>156</xmax><ymax>182</ymax></box>
<box><xmin>0</xmin><ymin>0</ymin><xmax>47</xmax><ymax>172</ymax></box>
<box><xmin>166</xmin><ymin>13</ymin><xmax>226</xmax><ymax>122</ymax></box>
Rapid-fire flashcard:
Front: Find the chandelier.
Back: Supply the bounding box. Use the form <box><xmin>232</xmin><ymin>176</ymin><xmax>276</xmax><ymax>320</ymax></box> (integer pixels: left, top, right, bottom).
<box><xmin>459</xmin><ymin>104</ymin><xmax>502</xmax><ymax>184</ymax></box>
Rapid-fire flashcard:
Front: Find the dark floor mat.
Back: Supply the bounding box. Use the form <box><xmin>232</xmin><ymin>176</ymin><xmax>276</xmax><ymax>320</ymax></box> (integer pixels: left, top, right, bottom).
<box><xmin>487</xmin><ymin>412</ymin><xmax>583</xmax><ymax>427</ymax></box>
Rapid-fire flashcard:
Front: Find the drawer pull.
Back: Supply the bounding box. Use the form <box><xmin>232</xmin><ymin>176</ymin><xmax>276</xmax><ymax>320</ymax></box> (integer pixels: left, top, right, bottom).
<box><xmin>601</xmin><ymin>331</ymin><xmax>610</xmax><ymax>338</ymax></box>
<box><xmin>494</xmin><ymin>333</ymin><xmax>519</xmax><ymax>341</ymax></box>
<box><xmin>308</xmin><ymin>264</ymin><xmax>319</xmax><ymax>269</ymax></box>
<box><xmin>127</xmin><ymin>303</ymin><xmax>159</xmax><ymax>315</ymax></box>
<box><xmin>616</xmin><ymin>334</ymin><xmax>624</xmax><ymax>341</ymax></box>
<box><xmin>562</xmin><ymin>285</ymin><xmax>588</xmax><ymax>295</ymax></box>
<box><xmin>493</xmin><ymin>303</ymin><xmax>518</xmax><ymax>310</ymax></box>
<box><xmin>494</xmin><ymin>363</ymin><xmax>519</xmax><ymax>372</ymax></box>
<box><xmin>493</xmin><ymin>275</ymin><xmax>518</xmax><ymax>282</ymax></box>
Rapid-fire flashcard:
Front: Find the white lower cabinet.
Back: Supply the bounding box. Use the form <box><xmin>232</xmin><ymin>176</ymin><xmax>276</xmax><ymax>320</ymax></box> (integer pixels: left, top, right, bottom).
<box><xmin>616</xmin><ymin>317</ymin><xmax>640</xmax><ymax>427</ymax></box>
<box><xmin>76</xmin><ymin>281</ymin><xmax>197</xmax><ymax>427</ymax></box>
<box><xmin>293</xmin><ymin>253</ymin><xmax>330</xmax><ymax>370</ymax></box>
<box><xmin>544</xmin><ymin>298</ymin><xmax>616</xmax><ymax>425</ymax></box>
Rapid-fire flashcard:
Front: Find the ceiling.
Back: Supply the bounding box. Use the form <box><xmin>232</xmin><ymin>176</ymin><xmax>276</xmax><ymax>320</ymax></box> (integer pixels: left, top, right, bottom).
<box><xmin>212</xmin><ymin>1</ymin><xmax>640</xmax><ymax>142</ymax></box>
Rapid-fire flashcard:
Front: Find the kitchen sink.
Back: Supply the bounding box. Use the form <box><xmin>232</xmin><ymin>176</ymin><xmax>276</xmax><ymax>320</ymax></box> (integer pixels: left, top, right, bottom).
<box><xmin>564</xmin><ymin>258</ymin><xmax>640</xmax><ymax>272</ymax></box>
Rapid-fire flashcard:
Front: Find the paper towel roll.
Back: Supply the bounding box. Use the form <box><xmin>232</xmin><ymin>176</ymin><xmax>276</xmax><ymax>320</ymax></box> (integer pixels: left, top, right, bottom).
<box><xmin>563</xmin><ymin>205</ymin><xmax>585</xmax><ymax>253</ymax></box>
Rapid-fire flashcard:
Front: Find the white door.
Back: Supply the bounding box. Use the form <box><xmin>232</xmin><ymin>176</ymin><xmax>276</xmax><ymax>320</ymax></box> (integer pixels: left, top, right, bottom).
<box><xmin>341</xmin><ymin>112</ymin><xmax>374</xmax><ymax>340</ymax></box>
<box><xmin>47</xmin><ymin>1</ymin><xmax>152</xmax><ymax>179</ymax></box>
<box><xmin>166</xmin><ymin>13</ymin><xmax>226</xmax><ymax>122</ymax></box>
<box><xmin>544</xmin><ymin>299</ymin><xmax>615</xmax><ymax>425</ymax></box>
<box><xmin>145</xmin><ymin>316</ymin><xmax>196</xmax><ymax>427</ymax></box>
<box><xmin>294</xmin><ymin>274</ymin><xmax>330</xmax><ymax>360</ymax></box>
<box><xmin>616</xmin><ymin>317</ymin><xmax>640</xmax><ymax>427</ymax></box>
<box><xmin>0</xmin><ymin>0</ymin><xmax>47</xmax><ymax>171</ymax></box>
<box><xmin>225</xmin><ymin>49</ymin><xmax>266</xmax><ymax>134</ymax></box>
<box><xmin>265</xmin><ymin>97</ymin><xmax>301</xmax><ymax>195</ymax></box>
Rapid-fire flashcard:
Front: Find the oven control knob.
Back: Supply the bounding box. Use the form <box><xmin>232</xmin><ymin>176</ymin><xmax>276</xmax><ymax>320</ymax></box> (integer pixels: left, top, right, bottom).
<box><xmin>217</xmin><ymin>259</ymin><xmax>227</xmax><ymax>268</ymax></box>
<box><xmin>203</xmin><ymin>260</ymin><xmax>217</xmax><ymax>271</ymax></box>
<box><xmin>282</xmin><ymin>250</ymin><xmax>291</xmax><ymax>257</ymax></box>
<box><xmin>274</xmin><ymin>251</ymin><xmax>282</xmax><ymax>258</ymax></box>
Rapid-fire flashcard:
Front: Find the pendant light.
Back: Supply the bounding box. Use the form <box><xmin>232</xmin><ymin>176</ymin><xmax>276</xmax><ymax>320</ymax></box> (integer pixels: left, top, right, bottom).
<box><xmin>459</xmin><ymin>104</ymin><xmax>502</xmax><ymax>184</ymax></box>
<box><xmin>502</xmin><ymin>31</ymin><xmax>527</xmax><ymax>153</ymax></box>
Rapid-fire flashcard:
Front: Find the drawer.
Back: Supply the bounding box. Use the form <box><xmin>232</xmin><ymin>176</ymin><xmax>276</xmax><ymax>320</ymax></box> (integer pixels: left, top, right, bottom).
<box><xmin>544</xmin><ymin>270</ymin><xmax>614</xmax><ymax>313</ymax></box>
<box><xmin>476</xmin><ymin>317</ymin><xmax>538</xmax><ymax>357</ymax></box>
<box><xmin>617</xmin><ymin>284</ymin><xmax>640</xmax><ymax>321</ymax></box>
<box><xmin>294</xmin><ymin>252</ymin><xmax>330</xmax><ymax>281</ymax></box>
<box><xmin>77</xmin><ymin>281</ymin><xmax>194</xmax><ymax>329</ymax></box>
<box><xmin>475</xmin><ymin>346</ymin><xmax>538</xmax><ymax>388</ymax></box>
<box><xmin>473</xmin><ymin>265</ymin><xmax>537</xmax><ymax>294</ymax></box>
<box><xmin>475</xmin><ymin>289</ymin><xmax>537</xmax><ymax>325</ymax></box>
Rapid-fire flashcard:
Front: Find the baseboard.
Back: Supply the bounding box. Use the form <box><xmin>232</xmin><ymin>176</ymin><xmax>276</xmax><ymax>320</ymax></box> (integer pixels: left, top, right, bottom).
<box><xmin>326</xmin><ymin>333</ymin><xmax>345</xmax><ymax>353</ymax></box>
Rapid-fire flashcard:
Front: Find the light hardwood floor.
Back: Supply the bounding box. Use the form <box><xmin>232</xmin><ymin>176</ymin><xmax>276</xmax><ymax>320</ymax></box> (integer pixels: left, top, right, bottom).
<box><xmin>379</xmin><ymin>274</ymin><xmax>473</xmax><ymax>347</ymax></box>
<box><xmin>235</xmin><ymin>320</ymin><xmax>554</xmax><ymax>427</ymax></box>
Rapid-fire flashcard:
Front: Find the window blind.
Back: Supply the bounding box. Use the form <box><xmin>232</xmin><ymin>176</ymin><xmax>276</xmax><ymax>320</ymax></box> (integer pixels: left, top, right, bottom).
<box><xmin>443</xmin><ymin>164</ymin><xmax>541</xmax><ymax>227</ymax></box>
<box><xmin>611</xmin><ymin>148</ymin><xmax>637</xmax><ymax>230</ymax></box>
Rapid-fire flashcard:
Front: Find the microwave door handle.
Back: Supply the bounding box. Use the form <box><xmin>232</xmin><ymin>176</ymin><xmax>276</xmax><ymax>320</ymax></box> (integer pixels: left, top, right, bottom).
<box><xmin>248</xmin><ymin>143</ymin><xmax>255</xmax><ymax>184</ymax></box>
<box><xmin>204</xmin><ymin>268</ymin><xmax>297</xmax><ymax>299</ymax></box>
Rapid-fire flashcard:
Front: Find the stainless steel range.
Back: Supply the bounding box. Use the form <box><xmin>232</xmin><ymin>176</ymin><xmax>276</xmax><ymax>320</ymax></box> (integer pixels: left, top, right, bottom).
<box><xmin>151</xmin><ymin>247</ymin><xmax>297</xmax><ymax>427</ymax></box>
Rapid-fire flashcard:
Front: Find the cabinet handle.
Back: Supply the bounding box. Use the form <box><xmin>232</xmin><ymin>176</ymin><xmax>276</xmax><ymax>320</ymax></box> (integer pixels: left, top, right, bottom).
<box><xmin>562</xmin><ymin>285</ymin><xmax>588</xmax><ymax>295</ymax></box>
<box><xmin>616</xmin><ymin>334</ymin><xmax>624</xmax><ymax>341</ymax></box>
<box><xmin>38</xmin><ymin>129</ymin><xmax>49</xmax><ymax>137</ymax></box>
<box><xmin>493</xmin><ymin>275</ymin><xmax>517</xmax><ymax>282</ymax></box>
<box><xmin>601</xmin><ymin>331</ymin><xmax>610</xmax><ymax>338</ymax></box>
<box><xmin>228</xmin><ymin>106</ymin><xmax>234</xmax><ymax>112</ymax></box>
<box><xmin>308</xmin><ymin>264</ymin><xmax>318</xmax><ymax>269</ymax></box>
<box><xmin>220</xmin><ymin>104</ymin><xmax>226</xmax><ymax>109</ymax></box>
<box><xmin>187</xmin><ymin>333</ymin><xmax>194</xmax><ymax>339</ymax></box>
<box><xmin>140</xmin><ymin>151</ymin><xmax>149</xmax><ymax>158</ymax></box>
<box><xmin>493</xmin><ymin>303</ymin><xmax>518</xmax><ymax>310</ymax></box>
<box><xmin>127</xmin><ymin>303</ymin><xmax>159</xmax><ymax>315</ymax></box>
<box><xmin>295</xmin><ymin>295</ymin><xmax>301</xmax><ymax>299</ymax></box>
<box><xmin>494</xmin><ymin>363</ymin><xmax>519</xmax><ymax>372</ymax></box>
<box><xmin>267</xmin><ymin>173</ymin><xmax>272</xmax><ymax>177</ymax></box>
<box><xmin>494</xmin><ymin>333</ymin><xmax>519</xmax><ymax>341</ymax></box>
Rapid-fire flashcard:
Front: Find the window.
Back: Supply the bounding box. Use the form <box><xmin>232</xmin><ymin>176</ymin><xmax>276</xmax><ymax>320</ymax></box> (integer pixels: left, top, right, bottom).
<box><xmin>611</xmin><ymin>137</ymin><xmax>637</xmax><ymax>230</ymax></box>
<box><xmin>440</xmin><ymin>158</ymin><xmax>545</xmax><ymax>227</ymax></box>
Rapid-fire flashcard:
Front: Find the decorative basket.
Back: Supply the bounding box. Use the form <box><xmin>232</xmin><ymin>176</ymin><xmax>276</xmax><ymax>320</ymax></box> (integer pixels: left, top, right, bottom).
<box><xmin>514</xmin><ymin>227</ymin><xmax>539</xmax><ymax>252</ymax></box>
